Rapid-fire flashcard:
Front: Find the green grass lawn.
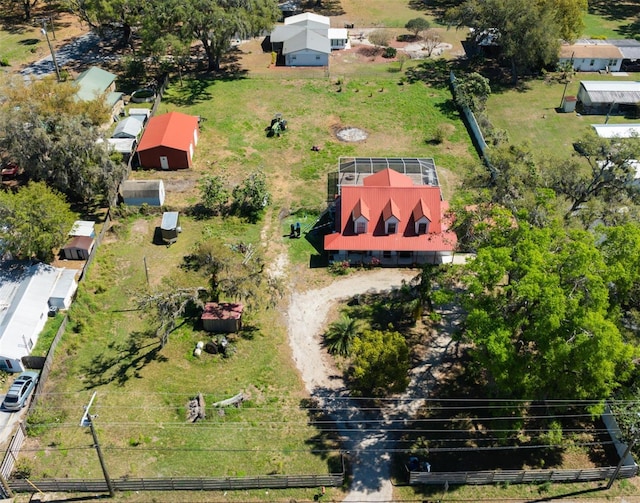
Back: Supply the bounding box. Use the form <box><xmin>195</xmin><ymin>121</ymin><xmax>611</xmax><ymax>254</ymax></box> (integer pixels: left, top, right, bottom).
<box><xmin>27</xmin><ymin>213</ymin><xmax>340</xmax><ymax>480</ymax></box>
<box><xmin>486</xmin><ymin>74</ymin><xmax>640</xmax><ymax>160</ymax></box>
<box><xmin>22</xmin><ymin>64</ymin><xmax>477</xmax><ymax>481</ymax></box>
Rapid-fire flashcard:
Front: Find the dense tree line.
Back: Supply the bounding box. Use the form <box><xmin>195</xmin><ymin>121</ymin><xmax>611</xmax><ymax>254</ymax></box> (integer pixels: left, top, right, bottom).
<box><xmin>0</xmin><ymin>75</ymin><xmax>127</xmax><ymax>206</ymax></box>
<box><xmin>426</xmin><ymin>130</ymin><xmax>640</xmax><ymax>404</ymax></box>
<box><xmin>65</xmin><ymin>0</ymin><xmax>280</xmax><ymax>71</ymax></box>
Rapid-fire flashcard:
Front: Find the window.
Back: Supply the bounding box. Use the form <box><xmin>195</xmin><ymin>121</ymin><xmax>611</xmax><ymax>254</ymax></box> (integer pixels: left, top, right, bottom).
<box><xmin>399</xmin><ymin>251</ymin><xmax>411</xmax><ymax>259</ymax></box>
<box><xmin>590</xmin><ymin>59</ymin><xmax>595</xmax><ymax>66</ymax></box>
<box><xmin>356</xmin><ymin>221</ymin><xmax>366</xmax><ymax>234</ymax></box>
<box><xmin>610</xmin><ymin>59</ymin><xmax>618</xmax><ymax>66</ymax></box>
<box><xmin>417</xmin><ymin>223</ymin><xmax>427</xmax><ymax>234</ymax></box>
<box><xmin>387</xmin><ymin>222</ymin><xmax>396</xmax><ymax>234</ymax></box>
<box><xmin>383</xmin><ymin>251</ymin><xmax>392</xmax><ymax>258</ymax></box>
<box><xmin>4</xmin><ymin>360</ymin><xmax>12</xmax><ymax>370</ymax></box>
<box><xmin>316</xmin><ymin>55</ymin><xmax>321</xmax><ymax>60</ymax></box>
<box><xmin>291</xmin><ymin>56</ymin><xmax>297</xmax><ymax>60</ymax></box>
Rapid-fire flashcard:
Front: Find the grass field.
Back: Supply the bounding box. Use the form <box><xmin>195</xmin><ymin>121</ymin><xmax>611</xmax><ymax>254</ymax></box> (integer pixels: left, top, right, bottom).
<box><xmin>21</xmin><ymin>58</ymin><xmax>474</xmax><ymax>483</ymax></box>
<box><xmin>26</xmin><ymin>213</ymin><xmax>342</xmax><ymax>481</ymax></box>
<box><xmin>9</xmin><ymin>1</ymin><xmax>640</xmax><ymax>500</ymax></box>
<box><xmin>486</xmin><ymin>73</ymin><xmax>640</xmax><ymax>160</ymax></box>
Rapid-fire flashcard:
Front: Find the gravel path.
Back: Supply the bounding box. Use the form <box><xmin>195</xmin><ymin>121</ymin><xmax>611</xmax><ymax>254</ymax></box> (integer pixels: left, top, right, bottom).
<box><xmin>287</xmin><ymin>267</ymin><xmax>442</xmax><ymax>501</ymax></box>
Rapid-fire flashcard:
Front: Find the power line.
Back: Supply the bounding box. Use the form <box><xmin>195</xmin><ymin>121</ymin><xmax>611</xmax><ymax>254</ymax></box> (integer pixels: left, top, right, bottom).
<box><xmin>17</xmin><ymin>440</ymin><xmax>615</xmax><ymax>454</ymax></box>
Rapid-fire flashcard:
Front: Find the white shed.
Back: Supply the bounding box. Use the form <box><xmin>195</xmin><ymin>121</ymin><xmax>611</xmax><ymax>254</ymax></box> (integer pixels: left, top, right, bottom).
<box><xmin>121</xmin><ymin>179</ymin><xmax>166</xmax><ymax>206</ymax></box>
<box><xmin>113</xmin><ymin>116</ymin><xmax>144</xmax><ymax>139</ymax></box>
<box><xmin>48</xmin><ymin>269</ymin><xmax>78</xmax><ymax>310</ymax></box>
<box><xmin>69</xmin><ymin>220</ymin><xmax>96</xmax><ymax>238</ymax></box>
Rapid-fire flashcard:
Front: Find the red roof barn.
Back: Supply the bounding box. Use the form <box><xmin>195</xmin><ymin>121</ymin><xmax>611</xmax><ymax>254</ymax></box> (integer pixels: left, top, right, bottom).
<box><xmin>136</xmin><ymin>112</ymin><xmax>199</xmax><ymax>170</ymax></box>
<box><xmin>324</xmin><ymin>167</ymin><xmax>456</xmax><ymax>266</ymax></box>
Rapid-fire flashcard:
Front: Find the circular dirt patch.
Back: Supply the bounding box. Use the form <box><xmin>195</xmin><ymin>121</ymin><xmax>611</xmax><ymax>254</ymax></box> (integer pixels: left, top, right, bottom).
<box><xmin>336</xmin><ymin>127</ymin><xmax>368</xmax><ymax>142</ymax></box>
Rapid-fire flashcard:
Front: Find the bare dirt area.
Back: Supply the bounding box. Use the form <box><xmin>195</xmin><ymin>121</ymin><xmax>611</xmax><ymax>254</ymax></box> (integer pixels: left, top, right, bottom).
<box><xmin>286</xmin><ymin>267</ymin><xmax>465</xmax><ymax>501</ymax></box>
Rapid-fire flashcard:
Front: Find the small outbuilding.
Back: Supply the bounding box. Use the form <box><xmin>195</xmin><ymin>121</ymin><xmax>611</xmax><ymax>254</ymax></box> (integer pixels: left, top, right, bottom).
<box><xmin>128</xmin><ymin>108</ymin><xmax>151</xmax><ymax>125</ymax></box>
<box><xmin>112</xmin><ymin>116</ymin><xmax>144</xmax><ymax>139</ymax></box>
<box><xmin>120</xmin><ymin>179</ymin><xmax>166</xmax><ymax>206</ymax></box>
<box><xmin>592</xmin><ymin>123</ymin><xmax>640</xmax><ymax>138</ymax></box>
<box><xmin>136</xmin><ymin>112</ymin><xmax>199</xmax><ymax>170</ymax></box>
<box><xmin>69</xmin><ymin>220</ymin><xmax>96</xmax><ymax>238</ymax></box>
<box><xmin>61</xmin><ymin>236</ymin><xmax>95</xmax><ymax>260</ymax></box>
<box><xmin>201</xmin><ymin>302</ymin><xmax>244</xmax><ymax>333</ymax></box>
<box><xmin>577</xmin><ymin>81</ymin><xmax>640</xmax><ymax>114</ymax></box>
<box><xmin>48</xmin><ymin>269</ymin><xmax>78</xmax><ymax>310</ymax></box>
<box><xmin>160</xmin><ymin>211</ymin><xmax>181</xmax><ymax>244</ymax></box>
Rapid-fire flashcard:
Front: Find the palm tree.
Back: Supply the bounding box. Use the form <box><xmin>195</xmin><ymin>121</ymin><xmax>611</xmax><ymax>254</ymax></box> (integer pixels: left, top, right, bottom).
<box><xmin>324</xmin><ymin>314</ymin><xmax>363</xmax><ymax>356</ymax></box>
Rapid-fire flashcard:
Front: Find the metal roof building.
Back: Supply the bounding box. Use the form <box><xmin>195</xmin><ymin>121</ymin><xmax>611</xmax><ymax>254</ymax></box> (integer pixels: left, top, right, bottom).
<box><xmin>577</xmin><ymin>81</ymin><xmax>640</xmax><ymax>113</ymax></box>
<box><xmin>112</xmin><ymin>116</ymin><xmax>144</xmax><ymax>139</ymax></box>
<box><xmin>0</xmin><ymin>263</ymin><xmax>76</xmax><ymax>372</ymax></box>
<box><xmin>592</xmin><ymin>123</ymin><xmax>640</xmax><ymax>138</ymax></box>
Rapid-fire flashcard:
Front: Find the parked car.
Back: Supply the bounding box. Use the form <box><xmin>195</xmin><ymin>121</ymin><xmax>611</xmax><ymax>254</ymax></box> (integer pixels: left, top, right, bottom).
<box><xmin>2</xmin><ymin>371</ymin><xmax>39</xmax><ymax>411</ymax></box>
<box><xmin>1</xmin><ymin>163</ymin><xmax>20</xmax><ymax>179</ymax></box>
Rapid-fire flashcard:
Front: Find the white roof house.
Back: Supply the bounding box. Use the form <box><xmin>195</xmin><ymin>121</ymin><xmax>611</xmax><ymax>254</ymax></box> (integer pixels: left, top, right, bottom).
<box><xmin>285</xmin><ymin>12</ymin><xmax>330</xmax><ymax>28</ymax></box>
<box><xmin>0</xmin><ymin>263</ymin><xmax>75</xmax><ymax>372</ymax></box>
<box><xmin>270</xmin><ymin>12</ymin><xmax>349</xmax><ymax>66</ymax></box>
<box><xmin>592</xmin><ymin>124</ymin><xmax>640</xmax><ymax>138</ymax></box>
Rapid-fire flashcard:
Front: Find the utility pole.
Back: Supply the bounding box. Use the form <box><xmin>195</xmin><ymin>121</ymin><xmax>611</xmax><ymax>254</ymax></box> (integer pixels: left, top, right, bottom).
<box><xmin>607</xmin><ymin>421</ymin><xmax>639</xmax><ymax>490</ymax></box>
<box><xmin>81</xmin><ymin>392</ymin><xmax>115</xmax><ymax>497</ymax></box>
<box><xmin>41</xmin><ymin>27</ymin><xmax>61</xmax><ymax>82</ymax></box>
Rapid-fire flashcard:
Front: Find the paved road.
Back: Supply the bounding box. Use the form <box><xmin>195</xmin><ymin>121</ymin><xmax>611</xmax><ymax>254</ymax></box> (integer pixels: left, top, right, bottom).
<box><xmin>20</xmin><ymin>31</ymin><xmax>118</xmax><ymax>79</ymax></box>
<box><xmin>0</xmin><ymin>396</ymin><xmax>25</xmax><ymax>448</ymax></box>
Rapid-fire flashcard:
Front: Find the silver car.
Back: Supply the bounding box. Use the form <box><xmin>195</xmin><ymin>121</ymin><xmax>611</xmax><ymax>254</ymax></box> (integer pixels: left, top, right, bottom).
<box><xmin>3</xmin><ymin>371</ymin><xmax>39</xmax><ymax>411</ymax></box>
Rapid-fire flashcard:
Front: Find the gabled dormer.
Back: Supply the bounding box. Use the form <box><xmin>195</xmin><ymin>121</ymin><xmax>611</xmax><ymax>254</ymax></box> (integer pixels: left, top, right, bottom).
<box><xmin>352</xmin><ymin>198</ymin><xmax>369</xmax><ymax>234</ymax></box>
<box><xmin>382</xmin><ymin>198</ymin><xmax>400</xmax><ymax>234</ymax></box>
<box><xmin>413</xmin><ymin>198</ymin><xmax>432</xmax><ymax>234</ymax></box>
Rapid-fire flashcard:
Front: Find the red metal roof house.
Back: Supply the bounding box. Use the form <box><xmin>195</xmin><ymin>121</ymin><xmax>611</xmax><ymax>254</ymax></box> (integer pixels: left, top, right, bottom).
<box><xmin>324</xmin><ymin>168</ymin><xmax>457</xmax><ymax>266</ymax></box>
<box><xmin>136</xmin><ymin>112</ymin><xmax>199</xmax><ymax>170</ymax></box>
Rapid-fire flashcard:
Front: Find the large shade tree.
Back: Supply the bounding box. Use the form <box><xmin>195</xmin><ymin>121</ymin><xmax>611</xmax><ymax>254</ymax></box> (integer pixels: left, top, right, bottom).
<box><xmin>0</xmin><ymin>182</ymin><xmax>76</xmax><ymax>262</ymax></box>
<box><xmin>458</xmin><ymin>221</ymin><xmax>634</xmax><ymax>401</ymax></box>
<box><xmin>0</xmin><ymin>75</ymin><xmax>125</xmax><ymax>206</ymax></box>
<box><xmin>446</xmin><ymin>0</ymin><xmax>566</xmax><ymax>82</ymax></box>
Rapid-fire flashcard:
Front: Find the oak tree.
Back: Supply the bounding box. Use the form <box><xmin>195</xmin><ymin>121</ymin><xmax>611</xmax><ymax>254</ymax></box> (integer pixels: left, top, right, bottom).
<box><xmin>0</xmin><ymin>182</ymin><xmax>76</xmax><ymax>262</ymax></box>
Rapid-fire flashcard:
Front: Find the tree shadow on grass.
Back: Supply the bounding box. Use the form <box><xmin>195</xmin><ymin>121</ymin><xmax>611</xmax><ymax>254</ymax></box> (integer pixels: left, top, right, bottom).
<box><xmin>405</xmin><ymin>59</ymin><xmax>454</xmax><ymax>89</ymax></box>
<box><xmin>301</xmin><ymin>396</ymin><xmax>346</xmax><ymax>477</ymax></box>
<box><xmin>80</xmin><ymin>329</ymin><xmax>167</xmax><ymax>389</ymax></box>
<box><xmin>161</xmin><ymin>75</ymin><xmax>214</xmax><ymax>107</ymax></box>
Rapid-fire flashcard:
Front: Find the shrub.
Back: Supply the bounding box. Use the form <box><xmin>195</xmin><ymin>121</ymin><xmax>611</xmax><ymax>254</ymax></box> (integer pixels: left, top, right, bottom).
<box><xmin>368</xmin><ymin>29</ymin><xmax>390</xmax><ymax>47</ymax></box>
<box><xmin>383</xmin><ymin>47</ymin><xmax>397</xmax><ymax>58</ymax></box>
<box><xmin>350</xmin><ymin>329</ymin><xmax>409</xmax><ymax>396</ymax></box>
<box><xmin>329</xmin><ymin>260</ymin><xmax>351</xmax><ymax>275</ymax></box>
<box><xmin>432</xmin><ymin>125</ymin><xmax>446</xmax><ymax>144</ymax></box>
<box><xmin>0</xmin><ymin>57</ymin><xmax>9</xmax><ymax>67</ymax></box>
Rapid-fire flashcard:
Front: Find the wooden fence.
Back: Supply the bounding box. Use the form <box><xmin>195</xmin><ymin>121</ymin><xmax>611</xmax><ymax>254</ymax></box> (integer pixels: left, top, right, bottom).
<box><xmin>409</xmin><ymin>465</ymin><xmax>638</xmax><ymax>485</ymax></box>
<box><xmin>8</xmin><ymin>473</ymin><xmax>344</xmax><ymax>494</ymax></box>
<box><xmin>0</xmin><ymin>423</ymin><xmax>25</xmax><ymax>482</ymax></box>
